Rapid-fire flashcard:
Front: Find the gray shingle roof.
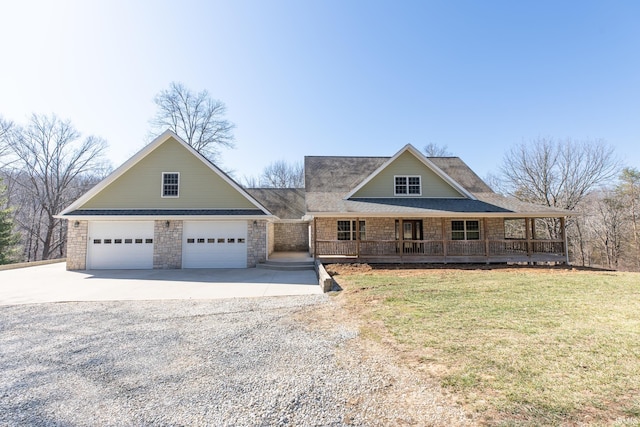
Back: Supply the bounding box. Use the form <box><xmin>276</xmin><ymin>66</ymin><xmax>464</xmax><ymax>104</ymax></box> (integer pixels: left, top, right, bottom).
<box><xmin>350</xmin><ymin>198</ymin><xmax>511</xmax><ymax>213</ymax></box>
<box><xmin>304</xmin><ymin>156</ymin><xmax>387</xmax><ymax>192</ymax></box>
<box><xmin>304</xmin><ymin>154</ymin><xmax>569</xmax><ymax>216</ymax></box>
<box><xmin>428</xmin><ymin>157</ymin><xmax>494</xmax><ymax>193</ymax></box>
<box><xmin>245</xmin><ymin>188</ymin><xmax>306</xmax><ymax>220</ymax></box>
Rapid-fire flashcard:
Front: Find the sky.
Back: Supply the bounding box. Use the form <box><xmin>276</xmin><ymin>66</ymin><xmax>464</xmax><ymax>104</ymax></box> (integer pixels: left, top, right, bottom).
<box><xmin>1</xmin><ymin>0</ymin><xmax>639</xmax><ymax>183</ymax></box>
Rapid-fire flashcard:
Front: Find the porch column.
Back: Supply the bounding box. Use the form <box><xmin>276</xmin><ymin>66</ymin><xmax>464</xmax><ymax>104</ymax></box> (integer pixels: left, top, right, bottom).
<box><xmin>356</xmin><ymin>217</ymin><xmax>360</xmax><ymax>258</ymax></box>
<box><xmin>525</xmin><ymin>217</ymin><xmax>532</xmax><ymax>263</ymax></box>
<box><xmin>441</xmin><ymin>218</ymin><xmax>447</xmax><ymax>263</ymax></box>
<box><xmin>399</xmin><ymin>218</ymin><xmax>404</xmax><ymax>262</ymax></box>
<box><xmin>561</xmin><ymin>216</ymin><xmax>569</xmax><ymax>264</ymax></box>
<box><xmin>531</xmin><ymin>218</ymin><xmax>537</xmax><ymax>240</ymax></box>
<box><xmin>483</xmin><ymin>218</ymin><xmax>490</xmax><ymax>263</ymax></box>
<box><xmin>313</xmin><ymin>217</ymin><xmax>317</xmax><ymax>259</ymax></box>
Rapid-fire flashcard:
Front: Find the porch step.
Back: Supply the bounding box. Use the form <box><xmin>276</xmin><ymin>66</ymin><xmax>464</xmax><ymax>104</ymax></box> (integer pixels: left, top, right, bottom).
<box><xmin>256</xmin><ymin>260</ymin><xmax>315</xmax><ymax>271</ymax></box>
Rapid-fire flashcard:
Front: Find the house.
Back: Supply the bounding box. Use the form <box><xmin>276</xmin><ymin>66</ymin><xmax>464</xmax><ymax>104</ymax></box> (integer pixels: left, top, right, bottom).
<box><xmin>303</xmin><ymin>144</ymin><xmax>569</xmax><ymax>264</ymax></box>
<box><xmin>57</xmin><ymin>132</ymin><xmax>569</xmax><ymax>270</ymax></box>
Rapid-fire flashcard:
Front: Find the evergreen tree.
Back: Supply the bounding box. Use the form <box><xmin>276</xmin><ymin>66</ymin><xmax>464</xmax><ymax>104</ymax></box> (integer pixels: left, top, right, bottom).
<box><xmin>0</xmin><ymin>178</ymin><xmax>19</xmax><ymax>264</ymax></box>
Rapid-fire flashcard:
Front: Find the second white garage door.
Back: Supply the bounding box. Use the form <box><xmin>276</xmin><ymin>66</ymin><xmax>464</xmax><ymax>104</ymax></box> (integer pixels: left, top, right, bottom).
<box><xmin>182</xmin><ymin>221</ymin><xmax>247</xmax><ymax>268</ymax></box>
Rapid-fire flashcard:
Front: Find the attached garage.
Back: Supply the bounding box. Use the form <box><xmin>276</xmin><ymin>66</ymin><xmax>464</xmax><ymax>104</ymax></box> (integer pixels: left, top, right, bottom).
<box><xmin>87</xmin><ymin>221</ymin><xmax>154</xmax><ymax>269</ymax></box>
<box><xmin>59</xmin><ymin>132</ymin><xmax>272</xmax><ymax>270</ymax></box>
<box><xmin>182</xmin><ymin>221</ymin><xmax>248</xmax><ymax>268</ymax></box>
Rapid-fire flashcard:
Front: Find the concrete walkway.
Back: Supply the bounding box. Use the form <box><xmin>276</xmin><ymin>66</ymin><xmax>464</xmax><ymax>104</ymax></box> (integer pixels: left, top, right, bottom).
<box><xmin>0</xmin><ymin>262</ymin><xmax>322</xmax><ymax>306</ymax></box>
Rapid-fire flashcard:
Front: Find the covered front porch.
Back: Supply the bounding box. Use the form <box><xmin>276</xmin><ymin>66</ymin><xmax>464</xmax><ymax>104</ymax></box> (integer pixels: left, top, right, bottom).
<box><xmin>312</xmin><ymin>216</ymin><xmax>568</xmax><ymax>264</ymax></box>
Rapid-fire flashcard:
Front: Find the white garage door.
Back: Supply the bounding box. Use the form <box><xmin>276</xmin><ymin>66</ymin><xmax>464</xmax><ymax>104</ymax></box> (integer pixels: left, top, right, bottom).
<box><xmin>182</xmin><ymin>221</ymin><xmax>247</xmax><ymax>268</ymax></box>
<box><xmin>87</xmin><ymin>221</ymin><xmax>154</xmax><ymax>269</ymax></box>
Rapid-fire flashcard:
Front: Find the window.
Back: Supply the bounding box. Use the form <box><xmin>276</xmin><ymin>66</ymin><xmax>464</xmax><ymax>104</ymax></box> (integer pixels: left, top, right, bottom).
<box><xmin>337</xmin><ymin>220</ymin><xmax>366</xmax><ymax>241</ymax></box>
<box><xmin>135</xmin><ymin>239</ymin><xmax>143</xmax><ymax>244</ymax></box>
<box><xmin>207</xmin><ymin>238</ymin><xmax>215</xmax><ymax>243</ymax></box>
<box><xmin>125</xmin><ymin>239</ymin><xmax>132</xmax><ymax>244</ymax></box>
<box><xmin>451</xmin><ymin>220</ymin><xmax>480</xmax><ymax>240</ymax></box>
<box><xmin>162</xmin><ymin>172</ymin><xmax>179</xmax><ymax>197</ymax></box>
<box><xmin>394</xmin><ymin>176</ymin><xmax>421</xmax><ymax>196</ymax></box>
<box><xmin>145</xmin><ymin>238</ymin><xmax>153</xmax><ymax>244</ymax></box>
<box><xmin>93</xmin><ymin>239</ymin><xmax>101</xmax><ymax>244</ymax></box>
<box><xmin>187</xmin><ymin>238</ymin><xmax>195</xmax><ymax>244</ymax></box>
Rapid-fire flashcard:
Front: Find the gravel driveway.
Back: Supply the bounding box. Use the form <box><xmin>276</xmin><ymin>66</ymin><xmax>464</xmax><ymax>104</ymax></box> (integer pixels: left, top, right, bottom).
<box><xmin>0</xmin><ymin>295</ymin><xmax>470</xmax><ymax>426</ymax></box>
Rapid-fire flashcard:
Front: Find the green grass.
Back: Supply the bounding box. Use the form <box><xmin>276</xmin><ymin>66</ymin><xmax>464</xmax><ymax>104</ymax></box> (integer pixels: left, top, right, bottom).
<box><xmin>333</xmin><ymin>266</ymin><xmax>640</xmax><ymax>425</ymax></box>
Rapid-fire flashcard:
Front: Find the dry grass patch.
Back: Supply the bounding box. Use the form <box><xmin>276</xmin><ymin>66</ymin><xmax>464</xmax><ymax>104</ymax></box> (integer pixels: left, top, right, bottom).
<box><xmin>327</xmin><ymin>264</ymin><xmax>640</xmax><ymax>426</ymax></box>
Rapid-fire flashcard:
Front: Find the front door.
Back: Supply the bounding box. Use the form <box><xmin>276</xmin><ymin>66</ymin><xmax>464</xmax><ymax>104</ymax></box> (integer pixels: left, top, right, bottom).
<box><xmin>396</xmin><ymin>220</ymin><xmax>423</xmax><ymax>253</ymax></box>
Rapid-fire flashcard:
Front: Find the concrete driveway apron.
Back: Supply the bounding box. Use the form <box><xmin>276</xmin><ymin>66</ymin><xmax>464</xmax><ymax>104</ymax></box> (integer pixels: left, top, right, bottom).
<box><xmin>0</xmin><ymin>262</ymin><xmax>322</xmax><ymax>305</ymax></box>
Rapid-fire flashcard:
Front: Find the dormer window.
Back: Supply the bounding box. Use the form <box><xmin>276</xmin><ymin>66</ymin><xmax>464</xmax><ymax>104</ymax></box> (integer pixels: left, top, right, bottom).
<box><xmin>394</xmin><ymin>176</ymin><xmax>421</xmax><ymax>196</ymax></box>
<box><xmin>162</xmin><ymin>172</ymin><xmax>180</xmax><ymax>197</ymax></box>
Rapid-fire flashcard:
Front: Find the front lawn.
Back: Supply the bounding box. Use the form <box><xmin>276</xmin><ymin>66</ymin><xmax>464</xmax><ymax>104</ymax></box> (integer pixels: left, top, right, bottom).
<box><xmin>328</xmin><ymin>265</ymin><xmax>640</xmax><ymax>426</ymax></box>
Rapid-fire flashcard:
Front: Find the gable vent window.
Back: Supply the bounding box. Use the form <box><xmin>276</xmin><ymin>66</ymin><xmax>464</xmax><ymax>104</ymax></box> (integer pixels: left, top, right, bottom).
<box><xmin>162</xmin><ymin>172</ymin><xmax>180</xmax><ymax>197</ymax></box>
<box><xmin>395</xmin><ymin>176</ymin><xmax>421</xmax><ymax>196</ymax></box>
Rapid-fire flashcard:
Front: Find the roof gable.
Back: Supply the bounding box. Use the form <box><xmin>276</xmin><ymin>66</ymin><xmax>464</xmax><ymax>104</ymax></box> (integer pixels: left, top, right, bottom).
<box><xmin>59</xmin><ymin>131</ymin><xmax>271</xmax><ymax>215</ymax></box>
<box><xmin>346</xmin><ymin>144</ymin><xmax>474</xmax><ymax>199</ymax></box>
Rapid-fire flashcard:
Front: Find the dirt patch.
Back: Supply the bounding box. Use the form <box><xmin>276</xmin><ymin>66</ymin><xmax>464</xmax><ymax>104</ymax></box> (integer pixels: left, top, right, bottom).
<box><xmin>298</xmin><ymin>292</ymin><xmax>475</xmax><ymax>426</ymax></box>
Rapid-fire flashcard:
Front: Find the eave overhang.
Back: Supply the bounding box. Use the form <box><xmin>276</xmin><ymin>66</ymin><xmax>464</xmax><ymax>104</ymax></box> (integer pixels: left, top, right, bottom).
<box><xmin>55</xmin><ymin>209</ymin><xmax>276</xmax><ymax>221</ymax></box>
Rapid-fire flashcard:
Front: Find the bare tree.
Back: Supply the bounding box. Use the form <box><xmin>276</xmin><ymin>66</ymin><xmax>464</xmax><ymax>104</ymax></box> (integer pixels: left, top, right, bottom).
<box><xmin>501</xmin><ymin>137</ymin><xmax>619</xmax><ymax>243</ymax></box>
<box><xmin>616</xmin><ymin>167</ymin><xmax>640</xmax><ymax>268</ymax></box>
<box><xmin>0</xmin><ymin>116</ymin><xmax>14</xmax><ymax>165</ymax></box>
<box><xmin>150</xmin><ymin>82</ymin><xmax>235</xmax><ymax>162</ymax></box>
<box><xmin>259</xmin><ymin>160</ymin><xmax>304</xmax><ymax>188</ymax></box>
<box><xmin>3</xmin><ymin>114</ymin><xmax>108</xmax><ymax>260</ymax></box>
<box><xmin>590</xmin><ymin>190</ymin><xmax>627</xmax><ymax>268</ymax></box>
<box><xmin>483</xmin><ymin>172</ymin><xmax>507</xmax><ymax>195</ymax></box>
<box><xmin>0</xmin><ymin>177</ymin><xmax>20</xmax><ymax>264</ymax></box>
<box><xmin>424</xmin><ymin>143</ymin><xmax>452</xmax><ymax>157</ymax></box>
<box><xmin>502</xmin><ymin>138</ymin><xmax>618</xmax><ymax>210</ymax></box>
<box><xmin>240</xmin><ymin>174</ymin><xmax>259</xmax><ymax>188</ymax></box>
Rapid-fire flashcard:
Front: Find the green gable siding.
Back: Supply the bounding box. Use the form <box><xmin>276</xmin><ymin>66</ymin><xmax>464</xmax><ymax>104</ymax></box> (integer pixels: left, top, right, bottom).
<box><xmin>351</xmin><ymin>151</ymin><xmax>465</xmax><ymax>198</ymax></box>
<box><xmin>81</xmin><ymin>137</ymin><xmax>256</xmax><ymax>210</ymax></box>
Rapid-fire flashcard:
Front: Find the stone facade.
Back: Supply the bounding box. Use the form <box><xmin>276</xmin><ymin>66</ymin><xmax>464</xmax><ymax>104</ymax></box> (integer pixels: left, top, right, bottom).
<box><xmin>153</xmin><ymin>220</ymin><xmax>183</xmax><ymax>269</ymax></box>
<box><xmin>66</xmin><ymin>220</ymin><xmax>88</xmax><ymax>270</ymax></box>
<box><xmin>314</xmin><ymin>217</ymin><xmax>447</xmax><ymax>242</ymax></box>
<box><xmin>485</xmin><ymin>217</ymin><xmax>505</xmax><ymax>240</ymax></box>
<box><xmin>267</xmin><ymin>222</ymin><xmax>275</xmax><ymax>256</ymax></box>
<box><xmin>247</xmin><ymin>220</ymin><xmax>268</xmax><ymax>267</ymax></box>
<box><xmin>311</xmin><ymin>216</ymin><xmax>507</xmax><ymax>255</ymax></box>
<box><xmin>273</xmin><ymin>222</ymin><xmax>309</xmax><ymax>252</ymax></box>
<box><xmin>362</xmin><ymin>218</ymin><xmax>395</xmax><ymax>240</ymax></box>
